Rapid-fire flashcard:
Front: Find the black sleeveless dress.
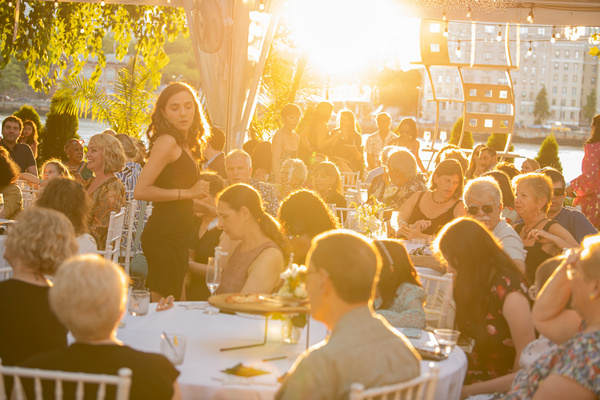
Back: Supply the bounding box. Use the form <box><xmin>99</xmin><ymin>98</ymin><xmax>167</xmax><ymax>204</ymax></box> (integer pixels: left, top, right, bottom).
<box><xmin>407</xmin><ymin>191</ymin><xmax>461</xmax><ymax>235</ymax></box>
<box><xmin>514</xmin><ymin>220</ymin><xmax>557</xmax><ymax>283</ymax></box>
<box><xmin>142</xmin><ymin>149</ymin><xmax>199</xmax><ymax>299</ymax></box>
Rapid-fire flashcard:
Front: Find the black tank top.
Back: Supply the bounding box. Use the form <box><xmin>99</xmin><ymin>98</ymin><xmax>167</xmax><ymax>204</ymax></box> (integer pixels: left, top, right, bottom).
<box><xmin>407</xmin><ymin>191</ymin><xmax>461</xmax><ymax>235</ymax></box>
<box><xmin>515</xmin><ymin>220</ymin><xmax>557</xmax><ymax>283</ymax></box>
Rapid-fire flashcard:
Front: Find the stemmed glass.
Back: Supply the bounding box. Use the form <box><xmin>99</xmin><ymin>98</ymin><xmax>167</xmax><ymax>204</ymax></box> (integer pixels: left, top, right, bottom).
<box><xmin>205</xmin><ymin>257</ymin><xmax>221</xmax><ymax>315</ymax></box>
<box><xmin>440</xmin><ymin>130</ymin><xmax>447</xmax><ymax>146</ymax></box>
<box><xmin>389</xmin><ymin>211</ymin><xmax>404</xmax><ymax>238</ymax></box>
<box><xmin>423</xmin><ymin>131</ymin><xmax>431</xmax><ymax>147</ymax></box>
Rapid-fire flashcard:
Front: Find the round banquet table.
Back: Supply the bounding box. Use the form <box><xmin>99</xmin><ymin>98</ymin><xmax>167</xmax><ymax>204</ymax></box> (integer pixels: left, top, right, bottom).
<box><xmin>116</xmin><ymin>302</ymin><xmax>466</xmax><ymax>400</ymax></box>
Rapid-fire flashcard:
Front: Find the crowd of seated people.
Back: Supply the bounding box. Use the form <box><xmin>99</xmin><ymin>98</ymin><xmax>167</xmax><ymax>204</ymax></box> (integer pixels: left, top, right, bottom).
<box><xmin>3</xmin><ymin>98</ymin><xmax>600</xmax><ymax>400</ymax></box>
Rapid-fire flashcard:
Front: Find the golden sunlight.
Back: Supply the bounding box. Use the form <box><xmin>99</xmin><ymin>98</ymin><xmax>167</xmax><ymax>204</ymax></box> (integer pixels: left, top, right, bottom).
<box><xmin>283</xmin><ymin>0</ymin><xmax>421</xmax><ymax>78</ymax></box>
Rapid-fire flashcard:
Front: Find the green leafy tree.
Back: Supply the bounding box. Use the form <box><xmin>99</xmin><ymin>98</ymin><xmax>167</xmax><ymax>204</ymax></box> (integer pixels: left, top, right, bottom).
<box><xmin>162</xmin><ymin>34</ymin><xmax>201</xmax><ymax>88</ymax></box>
<box><xmin>0</xmin><ymin>58</ymin><xmax>28</xmax><ymax>95</ymax></box>
<box><xmin>372</xmin><ymin>68</ymin><xmax>423</xmax><ymax>115</ymax></box>
<box><xmin>38</xmin><ymin>93</ymin><xmax>79</xmax><ymax>165</ymax></box>
<box><xmin>53</xmin><ymin>56</ymin><xmax>166</xmax><ymax>138</ymax></box>
<box><xmin>448</xmin><ymin>117</ymin><xmax>474</xmax><ymax>149</ymax></box>
<box><xmin>533</xmin><ymin>86</ymin><xmax>550</xmax><ymax>125</ymax></box>
<box><xmin>486</xmin><ymin>132</ymin><xmax>515</xmax><ymax>163</ymax></box>
<box><xmin>535</xmin><ymin>134</ymin><xmax>563</xmax><ymax>173</ymax></box>
<box><xmin>582</xmin><ymin>89</ymin><xmax>597</xmax><ymax>124</ymax></box>
<box><xmin>13</xmin><ymin>105</ymin><xmax>42</xmax><ymax>134</ymax></box>
<box><xmin>1</xmin><ymin>2</ymin><xmax>187</xmax><ymax>92</ymax></box>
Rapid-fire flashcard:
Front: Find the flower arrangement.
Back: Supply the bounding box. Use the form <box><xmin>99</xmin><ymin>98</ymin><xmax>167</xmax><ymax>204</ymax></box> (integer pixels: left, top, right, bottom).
<box><xmin>350</xmin><ymin>198</ymin><xmax>385</xmax><ymax>236</ymax></box>
<box><xmin>273</xmin><ymin>262</ymin><xmax>308</xmax><ymax>330</ymax></box>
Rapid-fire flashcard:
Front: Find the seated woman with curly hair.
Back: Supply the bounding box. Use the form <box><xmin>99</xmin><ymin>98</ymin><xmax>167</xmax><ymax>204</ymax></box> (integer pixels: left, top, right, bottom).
<box><xmin>278</xmin><ymin>189</ymin><xmax>340</xmax><ymax>265</ymax></box>
<box><xmin>0</xmin><ymin>208</ymin><xmax>78</xmax><ymax>366</ymax></box>
<box><xmin>0</xmin><ymin>147</ymin><xmax>23</xmax><ymax>219</ymax></box>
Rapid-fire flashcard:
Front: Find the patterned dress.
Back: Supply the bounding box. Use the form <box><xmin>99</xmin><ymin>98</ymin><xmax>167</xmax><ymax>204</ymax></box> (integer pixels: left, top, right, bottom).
<box><xmin>571</xmin><ymin>142</ymin><xmax>600</xmax><ymax>229</ymax></box>
<box><xmin>86</xmin><ymin>177</ymin><xmax>126</xmax><ymax>250</ymax></box>
<box><xmin>506</xmin><ymin>330</ymin><xmax>600</xmax><ymax>399</ymax></box>
<box><xmin>465</xmin><ymin>271</ymin><xmax>530</xmax><ymax>384</ymax></box>
<box><xmin>374</xmin><ymin>283</ymin><xmax>427</xmax><ymax>329</ymax></box>
<box><xmin>115</xmin><ymin>162</ymin><xmax>142</xmax><ymax>200</ymax></box>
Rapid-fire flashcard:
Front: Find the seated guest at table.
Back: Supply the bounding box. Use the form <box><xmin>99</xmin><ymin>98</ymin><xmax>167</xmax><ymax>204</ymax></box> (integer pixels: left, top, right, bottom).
<box><xmin>277</xmin><ymin>231</ymin><xmax>420</xmax><ymax>400</ymax></box>
<box><xmin>312</xmin><ymin>161</ymin><xmax>346</xmax><ymax>210</ymax></box>
<box><xmin>1</xmin><ymin>115</ymin><xmax>37</xmax><ymax>176</ymax></box>
<box><xmin>186</xmin><ymin>172</ymin><xmax>227</xmax><ymax>301</ymax></box>
<box><xmin>391</xmin><ymin>117</ymin><xmax>426</xmax><ymax>172</ymax></box>
<box><xmin>434</xmin><ymin>218</ymin><xmax>536</xmax><ymax>396</ymax></box>
<box><xmin>465</xmin><ymin>144</ymin><xmax>486</xmax><ymax>180</ymax></box>
<box><xmin>64</xmin><ymin>138</ymin><xmax>94</xmax><ymax>185</ymax></box>
<box><xmin>367</xmin><ymin>145</ymin><xmax>399</xmax><ymax>201</ymax></box>
<box><xmin>216</xmin><ymin>184</ymin><xmax>291</xmax><ymax>294</ymax></box>
<box><xmin>225</xmin><ymin>149</ymin><xmax>279</xmax><ymax>216</ymax></box>
<box><xmin>373</xmin><ymin>240</ymin><xmax>426</xmax><ymax>329</ymax></box>
<box><xmin>520</xmin><ymin>158</ymin><xmax>540</xmax><ymax>174</ymax></box>
<box><xmin>114</xmin><ymin>133</ymin><xmax>141</xmax><ymax>200</ymax></box>
<box><xmin>278</xmin><ymin>189</ymin><xmax>340</xmax><ymax>265</ymax></box>
<box><xmin>22</xmin><ymin>255</ymin><xmax>181</xmax><ymax>400</ymax></box>
<box><xmin>385</xmin><ymin>149</ymin><xmax>426</xmax><ymax>209</ymax></box>
<box><xmin>505</xmin><ymin>235</ymin><xmax>600</xmax><ymax>399</ymax></box>
<box><xmin>513</xmin><ymin>173</ymin><xmax>578</xmax><ymax>283</ymax></box>
<box><xmin>20</xmin><ymin>158</ymin><xmax>71</xmax><ymax>189</ymax></box>
<box><xmin>0</xmin><ymin>147</ymin><xmax>23</xmax><ymax>219</ymax></box>
<box><xmin>36</xmin><ymin>177</ymin><xmax>97</xmax><ymax>255</ymax></box>
<box><xmin>495</xmin><ymin>161</ymin><xmax>520</xmax><ymax>180</ymax></box>
<box><xmin>482</xmin><ymin>170</ymin><xmax>520</xmax><ymax>224</ymax></box>
<box><xmin>398</xmin><ymin>159</ymin><xmax>466</xmax><ymax>239</ymax></box>
<box><xmin>277</xmin><ymin>158</ymin><xmax>307</xmax><ymax>200</ymax></box>
<box><xmin>541</xmin><ymin>167</ymin><xmax>597</xmax><ymax>244</ymax></box>
<box><xmin>85</xmin><ymin>133</ymin><xmax>127</xmax><ymax>250</ymax></box>
<box><xmin>0</xmin><ymin>208</ymin><xmax>78</xmax><ymax>366</ymax></box>
<box><xmin>464</xmin><ymin>177</ymin><xmax>526</xmax><ymax>275</ymax></box>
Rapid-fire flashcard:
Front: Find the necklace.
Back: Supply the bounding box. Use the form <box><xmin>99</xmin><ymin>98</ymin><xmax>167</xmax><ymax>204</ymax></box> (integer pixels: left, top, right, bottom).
<box><xmin>431</xmin><ymin>191</ymin><xmax>451</xmax><ymax>204</ymax></box>
<box><xmin>523</xmin><ymin>217</ymin><xmax>547</xmax><ymax>236</ymax></box>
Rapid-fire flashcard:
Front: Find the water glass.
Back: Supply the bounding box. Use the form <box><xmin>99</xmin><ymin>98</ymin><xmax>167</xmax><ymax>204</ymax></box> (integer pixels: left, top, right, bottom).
<box><xmin>128</xmin><ymin>289</ymin><xmax>150</xmax><ymax>316</ymax></box>
<box><xmin>434</xmin><ymin>329</ymin><xmax>460</xmax><ymax>355</ymax></box>
<box><xmin>205</xmin><ymin>257</ymin><xmax>221</xmax><ymax>315</ymax></box>
<box><xmin>160</xmin><ymin>333</ymin><xmax>187</xmax><ymax>365</ymax></box>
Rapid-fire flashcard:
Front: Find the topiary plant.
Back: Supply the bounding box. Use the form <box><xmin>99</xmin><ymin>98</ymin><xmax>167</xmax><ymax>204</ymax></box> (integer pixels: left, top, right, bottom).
<box><xmin>535</xmin><ymin>134</ymin><xmax>563</xmax><ymax>173</ymax></box>
<box><xmin>13</xmin><ymin>104</ymin><xmax>43</xmax><ymax>134</ymax></box>
<box><xmin>448</xmin><ymin>117</ymin><xmax>473</xmax><ymax>149</ymax></box>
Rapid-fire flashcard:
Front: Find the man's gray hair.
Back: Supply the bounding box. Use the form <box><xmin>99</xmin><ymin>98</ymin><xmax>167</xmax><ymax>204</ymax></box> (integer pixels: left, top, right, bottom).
<box><xmin>464</xmin><ymin>177</ymin><xmax>502</xmax><ymax>206</ymax></box>
<box><xmin>387</xmin><ymin>149</ymin><xmax>418</xmax><ymax>179</ymax></box>
<box><xmin>225</xmin><ymin>149</ymin><xmax>251</xmax><ymax>168</ymax></box>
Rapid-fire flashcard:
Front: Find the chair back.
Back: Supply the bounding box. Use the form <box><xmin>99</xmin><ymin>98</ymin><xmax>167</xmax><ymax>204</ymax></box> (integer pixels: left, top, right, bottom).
<box><xmin>0</xmin><ymin>267</ymin><xmax>12</xmax><ymax>282</ymax></box>
<box><xmin>0</xmin><ymin>359</ymin><xmax>132</xmax><ymax>400</ymax></box>
<box><xmin>418</xmin><ymin>272</ymin><xmax>455</xmax><ymax>330</ymax></box>
<box><xmin>341</xmin><ymin>171</ymin><xmax>360</xmax><ymax>194</ymax></box>
<box><xmin>21</xmin><ymin>187</ymin><xmax>39</xmax><ymax>210</ymax></box>
<box><xmin>349</xmin><ymin>367</ymin><xmax>439</xmax><ymax>400</ymax></box>
<box><xmin>123</xmin><ymin>200</ymin><xmax>152</xmax><ymax>276</ymax></box>
<box><xmin>99</xmin><ymin>207</ymin><xmax>126</xmax><ymax>264</ymax></box>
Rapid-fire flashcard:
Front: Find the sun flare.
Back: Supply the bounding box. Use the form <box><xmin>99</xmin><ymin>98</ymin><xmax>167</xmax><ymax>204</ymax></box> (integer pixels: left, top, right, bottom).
<box><xmin>282</xmin><ymin>0</ymin><xmax>421</xmax><ymax>78</ymax></box>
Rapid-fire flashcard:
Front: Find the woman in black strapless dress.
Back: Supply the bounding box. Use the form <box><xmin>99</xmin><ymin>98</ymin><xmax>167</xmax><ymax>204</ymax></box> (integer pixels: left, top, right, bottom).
<box><xmin>135</xmin><ymin>83</ymin><xmax>209</xmax><ymax>301</ymax></box>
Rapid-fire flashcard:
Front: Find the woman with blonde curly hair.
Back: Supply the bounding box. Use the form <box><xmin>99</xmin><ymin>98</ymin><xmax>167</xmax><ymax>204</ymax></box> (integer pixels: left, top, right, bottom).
<box><xmin>0</xmin><ymin>207</ymin><xmax>78</xmax><ymax>366</ymax></box>
<box><xmin>20</xmin><ymin>158</ymin><xmax>72</xmax><ymax>189</ymax></box>
<box><xmin>85</xmin><ymin>133</ymin><xmax>127</xmax><ymax>250</ymax></box>
<box><xmin>513</xmin><ymin>173</ymin><xmax>578</xmax><ymax>282</ymax></box>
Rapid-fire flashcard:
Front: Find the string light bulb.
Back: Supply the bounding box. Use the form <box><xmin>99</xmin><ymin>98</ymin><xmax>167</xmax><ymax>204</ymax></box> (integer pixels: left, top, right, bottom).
<box><xmin>8</xmin><ymin>1</ymin><xmax>12</xmax><ymax>6</ymax></box>
<box><xmin>442</xmin><ymin>10</ymin><xmax>447</xmax><ymax>21</ymax></box>
<box><xmin>497</xmin><ymin>25</ymin><xmax>502</xmax><ymax>42</ymax></box>
<box><xmin>444</xmin><ymin>23</ymin><xmax>448</xmax><ymax>37</ymax></box>
<box><xmin>100</xmin><ymin>0</ymin><xmax>105</xmax><ymax>5</ymax></box>
<box><xmin>527</xmin><ymin>41</ymin><xmax>532</xmax><ymax>56</ymax></box>
<box><xmin>54</xmin><ymin>0</ymin><xmax>58</xmax><ymax>5</ymax></box>
<box><xmin>527</xmin><ymin>7</ymin><xmax>534</xmax><ymax>23</ymax></box>
<box><xmin>456</xmin><ymin>40</ymin><xmax>461</xmax><ymax>58</ymax></box>
<box><xmin>551</xmin><ymin>26</ymin><xmax>556</xmax><ymax>43</ymax></box>
<box><xmin>259</xmin><ymin>0</ymin><xmax>265</xmax><ymax>11</ymax></box>
<box><xmin>466</xmin><ymin>7</ymin><xmax>471</xmax><ymax>18</ymax></box>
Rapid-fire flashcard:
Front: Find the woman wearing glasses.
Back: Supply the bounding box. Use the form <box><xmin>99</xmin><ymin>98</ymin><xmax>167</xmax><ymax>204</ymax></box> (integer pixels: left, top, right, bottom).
<box><xmin>512</xmin><ymin>173</ymin><xmax>578</xmax><ymax>283</ymax></box>
<box><xmin>505</xmin><ymin>235</ymin><xmax>600</xmax><ymax>399</ymax></box>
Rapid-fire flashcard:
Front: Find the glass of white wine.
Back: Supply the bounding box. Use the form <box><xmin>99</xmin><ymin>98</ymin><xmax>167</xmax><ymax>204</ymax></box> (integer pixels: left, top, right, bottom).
<box><xmin>205</xmin><ymin>257</ymin><xmax>221</xmax><ymax>315</ymax></box>
<box><xmin>440</xmin><ymin>130</ymin><xmax>447</xmax><ymax>145</ymax></box>
<box><xmin>423</xmin><ymin>131</ymin><xmax>431</xmax><ymax>146</ymax></box>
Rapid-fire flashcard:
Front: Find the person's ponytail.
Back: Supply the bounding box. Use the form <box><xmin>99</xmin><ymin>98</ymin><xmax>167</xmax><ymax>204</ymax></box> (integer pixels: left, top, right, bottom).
<box><xmin>258</xmin><ymin>212</ymin><xmax>292</xmax><ymax>266</ymax></box>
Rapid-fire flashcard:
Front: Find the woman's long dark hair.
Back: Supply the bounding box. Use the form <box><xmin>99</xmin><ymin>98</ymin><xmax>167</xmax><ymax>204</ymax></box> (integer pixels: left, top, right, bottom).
<box><xmin>307</xmin><ymin>101</ymin><xmax>334</xmax><ymax>147</ymax></box>
<box><xmin>374</xmin><ymin>240</ymin><xmax>421</xmax><ymax>310</ymax></box>
<box><xmin>482</xmin><ymin>170</ymin><xmax>515</xmax><ymax>209</ymax></box>
<box><xmin>19</xmin><ymin>120</ymin><xmax>38</xmax><ymax>146</ymax></box>
<box><xmin>434</xmin><ymin>218</ymin><xmax>527</xmax><ymax>346</ymax></box>
<box><xmin>587</xmin><ymin>114</ymin><xmax>600</xmax><ymax>144</ymax></box>
<box><xmin>146</xmin><ymin>82</ymin><xmax>207</xmax><ymax>160</ymax></box>
<box><xmin>0</xmin><ymin>147</ymin><xmax>20</xmax><ymax>187</ymax></box>
<box><xmin>218</xmin><ymin>184</ymin><xmax>292</xmax><ymax>264</ymax></box>
<box><xmin>278</xmin><ymin>189</ymin><xmax>340</xmax><ymax>238</ymax></box>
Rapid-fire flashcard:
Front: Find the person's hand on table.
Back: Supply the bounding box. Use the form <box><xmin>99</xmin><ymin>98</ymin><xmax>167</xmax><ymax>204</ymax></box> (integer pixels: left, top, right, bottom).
<box><xmin>157</xmin><ymin>295</ymin><xmax>174</xmax><ymax>311</ymax></box>
<box><xmin>399</xmin><ymin>220</ymin><xmax>431</xmax><ymax>240</ymax></box>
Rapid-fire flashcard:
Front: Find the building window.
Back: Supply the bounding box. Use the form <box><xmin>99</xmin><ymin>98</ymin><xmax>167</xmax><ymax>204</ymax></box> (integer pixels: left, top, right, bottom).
<box><xmin>571</xmin><ymin>112</ymin><xmax>575</xmax><ymax>119</ymax></box>
<box><xmin>521</xmin><ymin>91</ymin><xmax>527</xmax><ymax>98</ymax></box>
<box><xmin>529</xmin><ymin>92</ymin><xmax>534</xmax><ymax>100</ymax></box>
<box><xmin>565</xmin><ymin>50</ymin><xmax>570</xmax><ymax>58</ymax></box>
<box><xmin>552</xmin><ymin>87</ymin><xmax>557</xmax><ymax>94</ymax></box>
<box><xmin>438</xmin><ymin>75</ymin><xmax>443</xmax><ymax>83</ymax></box>
<box><xmin>551</xmin><ymin>111</ymin><xmax>555</xmax><ymax>118</ymax></box>
<box><xmin>573</xmin><ymin>75</ymin><xmax>578</xmax><ymax>83</ymax></box>
<box><xmin>538</xmin><ymin>28</ymin><xmax>546</xmax><ymax>35</ymax></box>
<box><xmin>574</xmin><ymin>64</ymin><xmax>579</xmax><ymax>71</ymax></box>
<box><xmin>529</xmin><ymin>105</ymin><xmax>534</xmax><ymax>113</ymax></box>
<box><xmin>446</xmin><ymin>75</ymin><xmax>451</xmax><ymax>83</ymax></box>
<box><xmin>552</xmin><ymin>99</ymin><xmax>556</xmax><ymax>105</ymax></box>
<box><xmin>562</xmin><ymin>87</ymin><xmax>567</xmax><ymax>95</ymax></box>
<box><xmin>483</xmin><ymin>52</ymin><xmax>493</xmax><ymax>60</ymax></box>
<box><xmin>530</xmin><ymin>79</ymin><xmax>535</xmax><ymax>85</ymax></box>
<box><xmin>563</xmin><ymin>75</ymin><xmax>568</xmax><ymax>83</ymax></box>
<box><xmin>594</xmin><ymin>65</ymin><xmax>597</xmax><ymax>73</ymax></box>
<box><xmin>541</xmin><ymin>67</ymin><xmax>546</xmax><ymax>75</ymax></box>
<box><xmin>520</xmin><ymin>27</ymin><xmax>528</xmax><ymax>34</ymax></box>
<box><xmin>593</xmin><ymin>77</ymin><xmax>597</xmax><ymax>84</ymax></box>
<box><xmin>555</xmin><ymin>50</ymin><xmax>560</xmax><ymax>57</ymax></box>
<box><xmin>572</xmin><ymin>88</ymin><xmax>577</xmax><ymax>96</ymax></box>
<box><xmin>571</xmin><ymin>99</ymin><xmax>576</xmax><ymax>107</ymax></box>
<box><xmin>531</xmin><ymin>67</ymin><xmax>536</xmax><ymax>74</ymax></box>
<box><xmin>561</xmin><ymin>99</ymin><xmax>566</xmax><ymax>106</ymax></box>
<box><xmin>485</xmin><ymin>25</ymin><xmax>495</xmax><ymax>33</ymax></box>
<box><xmin>520</xmin><ymin>105</ymin><xmax>525</xmax><ymax>112</ymax></box>
<box><xmin>496</xmin><ymin>104</ymin><xmax>507</xmax><ymax>113</ymax></box>
<box><xmin>575</xmin><ymin>51</ymin><xmax>580</xmax><ymax>59</ymax></box>
<box><xmin>541</xmin><ymin>79</ymin><xmax>545</xmax><ymax>85</ymax></box>
<box><xmin>554</xmin><ymin>63</ymin><xmax>559</xmax><ymax>70</ymax></box>
<box><xmin>564</xmin><ymin>63</ymin><xmax>569</xmax><ymax>70</ymax></box>
<box><xmin>542</xmin><ymin>54</ymin><xmax>547</xmax><ymax>61</ymax></box>
<box><xmin>553</xmin><ymin>74</ymin><xmax>558</xmax><ymax>82</ymax></box>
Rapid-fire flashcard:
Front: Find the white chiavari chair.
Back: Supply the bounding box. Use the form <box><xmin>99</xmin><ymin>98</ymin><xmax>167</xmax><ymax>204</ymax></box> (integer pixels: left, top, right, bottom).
<box><xmin>418</xmin><ymin>272</ymin><xmax>455</xmax><ymax>330</ymax></box>
<box><xmin>349</xmin><ymin>366</ymin><xmax>439</xmax><ymax>400</ymax></box>
<box><xmin>98</xmin><ymin>207</ymin><xmax>126</xmax><ymax>265</ymax></box>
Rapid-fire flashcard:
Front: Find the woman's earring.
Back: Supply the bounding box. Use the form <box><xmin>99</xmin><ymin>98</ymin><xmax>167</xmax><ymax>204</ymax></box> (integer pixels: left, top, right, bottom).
<box><xmin>589</xmin><ymin>289</ymin><xmax>599</xmax><ymax>301</ymax></box>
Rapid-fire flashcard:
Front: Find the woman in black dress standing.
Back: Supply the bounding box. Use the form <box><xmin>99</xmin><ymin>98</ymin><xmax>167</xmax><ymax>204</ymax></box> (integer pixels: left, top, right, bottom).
<box><xmin>135</xmin><ymin>82</ymin><xmax>209</xmax><ymax>302</ymax></box>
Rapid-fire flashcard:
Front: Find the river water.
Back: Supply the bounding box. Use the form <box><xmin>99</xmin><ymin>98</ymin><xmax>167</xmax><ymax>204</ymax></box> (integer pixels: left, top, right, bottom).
<box><xmin>1</xmin><ymin>114</ymin><xmax>586</xmax><ymax>182</ymax></box>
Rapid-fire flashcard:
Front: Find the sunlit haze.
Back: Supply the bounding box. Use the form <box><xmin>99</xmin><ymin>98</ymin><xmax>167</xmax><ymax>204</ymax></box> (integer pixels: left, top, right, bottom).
<box><xmin>283</xmin><ymin>0</ymin><xmax>421</xmax><ymax>79</ymax></box>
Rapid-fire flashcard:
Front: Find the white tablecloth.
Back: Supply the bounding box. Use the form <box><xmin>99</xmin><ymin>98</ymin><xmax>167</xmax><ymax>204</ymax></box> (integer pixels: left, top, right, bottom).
<box><xmin>117</xmin><ymin>302</ymin><xmax>466</xmax><ymax>400</ymax></box>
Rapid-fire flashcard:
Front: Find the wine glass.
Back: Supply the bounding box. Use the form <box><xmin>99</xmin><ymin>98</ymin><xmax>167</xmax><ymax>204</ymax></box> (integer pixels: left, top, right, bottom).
<box><xmin>389</xmin><ymin>211</ymin><xmax>403</xmax><ymax>237</ymax></box>
<box><xmin>440</xmin><ymin>130</ymin><xmax>447</xmax><ymax>145</ymax></box>
<box><xmin>205</xmin><ymin>257</ymin><xmax>221</xmax><ymax>315</ymax></box>
<box><xmin>423</xmin><ymin>131</ymin><xmax>431</xmax><ymax>147</ymax></box>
